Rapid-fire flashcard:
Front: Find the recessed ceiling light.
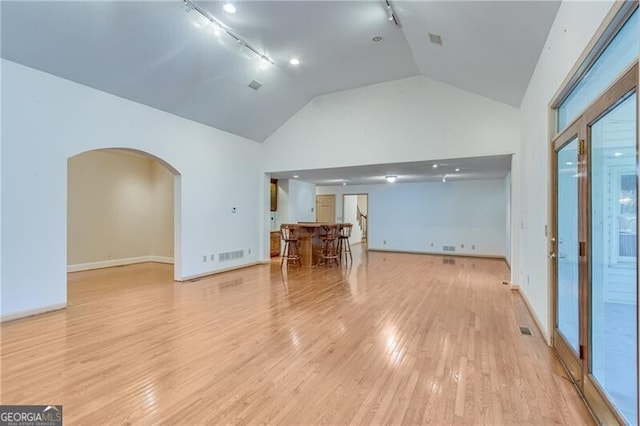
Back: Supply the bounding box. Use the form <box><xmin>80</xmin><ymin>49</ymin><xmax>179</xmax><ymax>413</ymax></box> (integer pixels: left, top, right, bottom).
<box><xmin>223</xmin><ymin>3</ymin><xmax>236</xmax><ymax>14</ymax></box>
<box><xmin>385</xmin><ymin>175</ymin><xmax>397</xmax><ymax>183</ymax></box>
<box><xmin>428</xmin><ymin>33</ymin><xmax>443</xmax><ymax>46</ymax></box>
<box><xmin>455</xmin><ymin>168</ymin><xmax>460</xmax><ymax>172</ymax></box>
<box><xmin>372</xmin><ymin>35</ymin><xmax>383</xmax><ymax>43</ymax></box>
<box><xmin>432</xmin><ymin>164</ymin><xmax>438</xmax><ymax>169</ymax></box>
<box><xmin>614</xmin><ymin>152</ymin><xmax>623</xmax><ymax>157</ymax></box>
<box><xmin>342</xmin><ymin>182</ymin><xmax>347</xmax><ymax>186</ymax></box>
<box><xmin>289</xmin><ymin>58</ymin><xmax>300</xmax><ymax>66</ymax></box>
<box><xmin>293</xmin><ymin>175</ymin><xmax>299</xmax><ymax>178</ymax></box>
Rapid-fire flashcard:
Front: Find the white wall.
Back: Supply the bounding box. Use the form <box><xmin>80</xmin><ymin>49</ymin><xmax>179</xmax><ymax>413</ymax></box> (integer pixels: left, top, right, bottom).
<box><xmin>318</xmin><ymin>179</ymin><xmax>507</xmax><ymax>257</ymax></box>
<box><xmin>1</xmin><ymin>59</ymin><xmax>264</xmax><ymax>320</ymax></box>
<box><xmin>518</xmin><ymin>0</ymin><xmax>616</xmax><ymax>342</ymax></box>
<box><xmin>342</xmin><ymin>195</ymin><xmax>363</xmax><ymax>245</ymax></box>
<box><xmin>505</xmin><ymin>172</ymin><xmax>512</xmax><ymax>267</ymax></box>
<box><xmin>264</xmin><ymin>75</ymin><xmax>520</xmax><ymax>173</ymax></box>
<box><xmin>67</xmin><ymin>150</ymin><xmax>173</xmax><ymax>268</ymax></box>
<box><xmin>288</xmin><ymin>179</ymin><xmax>316</xmax><ymax>222</ymax></box>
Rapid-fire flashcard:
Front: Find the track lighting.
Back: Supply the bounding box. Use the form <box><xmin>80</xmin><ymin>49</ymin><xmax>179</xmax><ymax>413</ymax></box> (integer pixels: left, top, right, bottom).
<box><xmin>184</xmin><ymin>0</ymin><xmax>276</xmax><ymax>66</ymax></box>
<box><xmin>384</xmin><ymin>0</ymin><xmax>401</xmax><ymax>27</ymax></box>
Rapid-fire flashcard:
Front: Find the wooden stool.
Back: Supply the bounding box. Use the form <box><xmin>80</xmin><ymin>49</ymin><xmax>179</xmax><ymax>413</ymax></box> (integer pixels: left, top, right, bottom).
<box><xmin>280</xmin><ymin>225</ymin><xmax>301</xmax><ymax>268</ymax></box>
<box><xmin>338</xmin><ymin>223</ymin><xmax>353</xmax><ymax>263</ymax></box>
<box><xmin>318</xmin><ymin>225</ymin><xmax>340</xmax><ymax>266</ymax></box>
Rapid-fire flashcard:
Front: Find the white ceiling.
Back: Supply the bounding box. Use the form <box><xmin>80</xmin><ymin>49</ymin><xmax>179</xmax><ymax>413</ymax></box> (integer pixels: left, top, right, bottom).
<box><xmin>270</xmin><ymin>154</ymin><xmax>512</xmax><ymax>186</ymax></box>
<box><xmin>1</xmin><ymin>1</ymin><xmax>559</xmax><ymax>142</ymax></box>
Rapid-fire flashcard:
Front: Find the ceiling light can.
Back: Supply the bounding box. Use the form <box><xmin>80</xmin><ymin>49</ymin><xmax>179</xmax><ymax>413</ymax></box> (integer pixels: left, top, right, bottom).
<box><xmin>289</xmin><ymin>58</ymin><xmax>300</xmax><ymax>66</ymax></box>
<box><xmin>223</xmin><ymin>3</ymin><xmax>236</xmax><ymax>14</ymax></box>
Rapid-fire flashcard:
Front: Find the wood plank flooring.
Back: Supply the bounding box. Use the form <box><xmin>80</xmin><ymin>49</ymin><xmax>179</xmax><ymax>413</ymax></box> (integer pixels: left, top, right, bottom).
<box><xmin>0</xmin><ymin>248</ymin><xmax>593</xmax><ymax>424</ymax></box>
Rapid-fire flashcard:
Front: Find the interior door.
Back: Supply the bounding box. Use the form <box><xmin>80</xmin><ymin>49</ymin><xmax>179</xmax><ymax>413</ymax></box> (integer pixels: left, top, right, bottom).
<box><xmin>316</xmin><ymin>195</ymin><xmax>335</xmax><ymax>222</ymax></box>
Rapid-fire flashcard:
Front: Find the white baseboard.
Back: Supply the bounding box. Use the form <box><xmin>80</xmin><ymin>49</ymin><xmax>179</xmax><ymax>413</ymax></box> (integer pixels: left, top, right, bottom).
<box><xmin>179</xmin><ymin>261</ymin><xmax>268</xmax><ymax>282</ymax></box>
<box><xmin>511</xmin><ymin>285</ymin><xmax>551</xmax><ymax>346</ymax></box>
<box><xmin>68</xmin><ymin>255</ymin><xmax>174</xmax><ymax>272</ymax></box>
<box><xmin>368</xmin><ymin>248</ymin><xmax>506</xmax><ymax>262</ymax></box>
<box><xmin>1</xmin><ymin>303</ymin><xmax>66</xmax><ymax>323</ymax></box>
<box><xmin>150</xmin><ymin>256</ymin><xmax>174</xmax><ymax>264</ymax></box>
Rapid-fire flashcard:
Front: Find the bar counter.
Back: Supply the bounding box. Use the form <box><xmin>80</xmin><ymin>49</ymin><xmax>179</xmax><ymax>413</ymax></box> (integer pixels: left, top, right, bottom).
<box><xmin>281</xmin><ymin>222</ymin><xmax>346</xmax><ymax>266</ymax></box>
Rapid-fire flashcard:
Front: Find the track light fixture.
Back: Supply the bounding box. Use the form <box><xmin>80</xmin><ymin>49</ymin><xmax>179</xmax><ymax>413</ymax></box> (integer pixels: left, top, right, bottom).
<box><xmin>384</xmin><ymin>0</ymin><xmax>401</xmax><ymax>27</ymax></box>
<box><xmin>184</xmin><ymin>0</ymin><xmax>277</xmax><ymax>66</ymax></box>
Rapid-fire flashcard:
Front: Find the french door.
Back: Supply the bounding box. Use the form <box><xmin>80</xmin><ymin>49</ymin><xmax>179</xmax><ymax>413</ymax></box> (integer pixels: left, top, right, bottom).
<box><xmin>552</xmin><ymin>63</ymin><xmax>638</xmax><ymax>425</ymax></box>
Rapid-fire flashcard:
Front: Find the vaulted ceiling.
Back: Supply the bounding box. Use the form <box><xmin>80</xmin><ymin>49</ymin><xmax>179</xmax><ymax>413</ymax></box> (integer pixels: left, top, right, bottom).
<box><xmin>1</xmin><ymin>1</ymin><xmax>560</xmax><ymax>142</ymax></box>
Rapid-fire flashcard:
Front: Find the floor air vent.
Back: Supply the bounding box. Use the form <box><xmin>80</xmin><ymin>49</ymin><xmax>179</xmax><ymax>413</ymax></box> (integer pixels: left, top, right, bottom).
<box><xmin>519</xmin><ymin>326</ymin><xmax>532</xmax><ymax>336</ymax></box>
<box><xmin>219</xmin><ymin>250</ymin><xmax>244</xmax><ymax>262</ymax></box>
<box><xmin>443</xmin><ymin>258</ymin><xmax>455</xmax><ymax>265</ymax></box>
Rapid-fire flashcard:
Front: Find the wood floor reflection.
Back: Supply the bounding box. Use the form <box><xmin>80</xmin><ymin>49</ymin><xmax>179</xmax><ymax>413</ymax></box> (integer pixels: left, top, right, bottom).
<box><xmin>1</xmin><ymin>248</ymin><xmax>593</xmax><ymax>424</ymax></box>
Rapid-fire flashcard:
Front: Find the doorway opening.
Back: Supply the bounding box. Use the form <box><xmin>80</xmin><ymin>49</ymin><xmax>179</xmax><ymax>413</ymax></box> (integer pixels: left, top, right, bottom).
<box><xmin>67</xmin><ymin>149</ymin><xmax>181</xmax><ymax>294</ymax></box>
<box><xmin>342</xmin><ymin>194</ymin><xmax>368</xmax><ymax>247</ymax></box>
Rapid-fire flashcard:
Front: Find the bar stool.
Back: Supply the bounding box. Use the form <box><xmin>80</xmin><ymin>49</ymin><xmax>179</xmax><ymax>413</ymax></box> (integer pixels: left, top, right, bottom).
<box><xmin>280</xmin><ymin>225</ymin><xmax>301</xmax><ymax>268</ymax></box>
<box><xmin>318</xmin><ymin>225</ymin><xmax>340</xmax><ymax>267</ymax></box>
<box><xmin>338</xmin><ymin>223</ymin><xmax>353</xmax><ymax>263</ymax></box>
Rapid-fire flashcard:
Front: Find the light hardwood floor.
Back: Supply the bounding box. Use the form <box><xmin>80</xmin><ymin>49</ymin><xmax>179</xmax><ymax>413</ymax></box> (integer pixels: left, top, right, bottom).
<box><xmin>1</xmin><ymin>248</ymin><xmax>593</xmax><ymax>424</ymax></box>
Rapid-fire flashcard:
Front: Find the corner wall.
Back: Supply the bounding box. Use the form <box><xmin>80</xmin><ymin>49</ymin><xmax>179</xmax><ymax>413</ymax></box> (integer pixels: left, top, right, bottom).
<box><xmin>518</xmin><ymin>0</ymin><xmax>615</xmax><ymax>342</ymax></box>
<box><xmin>263</xmin><ymin>75</ymin><xmax>520</xmax><ymax>173</ymax></box>
<box><xmin>1</xmin><ymin>59</ymin><xmax>264</xmax><ymax>320</ymax></box>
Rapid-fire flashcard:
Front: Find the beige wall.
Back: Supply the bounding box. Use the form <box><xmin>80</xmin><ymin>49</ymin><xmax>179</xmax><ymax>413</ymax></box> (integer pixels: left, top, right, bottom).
<box><xmin>67</xmin><ymin>150</ymin><xmax>174</xmax><ymax>267</ymax></box>
<box><xmin>357</xmin><ymin>195</ymin><xmax>367</xmax><ymax>215</ymax></box>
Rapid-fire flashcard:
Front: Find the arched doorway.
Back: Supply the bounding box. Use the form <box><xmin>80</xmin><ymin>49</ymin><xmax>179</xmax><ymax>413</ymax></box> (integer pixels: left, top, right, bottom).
<box><xmin>67</xmin><ymin>148</ymin><xmax>182</xmax><ymax>287</ymax></box>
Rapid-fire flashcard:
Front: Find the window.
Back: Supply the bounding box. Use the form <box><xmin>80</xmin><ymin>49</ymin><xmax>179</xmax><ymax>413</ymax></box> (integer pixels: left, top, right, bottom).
<box><xmin>557</xmin><ymin>8</ymin><xmax>638</xmax><ymax>131</ymax></box>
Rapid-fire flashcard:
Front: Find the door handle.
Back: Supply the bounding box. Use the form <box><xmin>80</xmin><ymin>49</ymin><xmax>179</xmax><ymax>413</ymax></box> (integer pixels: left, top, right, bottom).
<box><xmin>548</xmin><ymin>252</ymin><xmax>556</xmax><ymax>259</ymax></box>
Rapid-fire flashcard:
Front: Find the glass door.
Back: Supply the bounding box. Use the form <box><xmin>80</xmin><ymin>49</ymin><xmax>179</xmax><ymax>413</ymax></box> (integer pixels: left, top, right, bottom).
<box><xmin>553</xmin><ymin>126</ymin><xmax>584</xmax><ymax>387</ymax></box>
<box><xmin>552</xmin><ymin>64</ymin><xmax>638</xmax><ymax>425</ymax></box>
<box><xmin>587</xmin><ymin>88</ymin><xmax>637</xmax><ymax>425</ymax></box>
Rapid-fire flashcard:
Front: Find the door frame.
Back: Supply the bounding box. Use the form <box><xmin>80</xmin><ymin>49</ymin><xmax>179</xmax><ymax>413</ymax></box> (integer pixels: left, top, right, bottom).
<box><xmin>551</xmin><ymin>121</ymin><xmax>585</xmax><ymax>391</ymax></box>
<box><xmin>341</xmin><ymin>193</ymin><xmax>369</xmax><ymax>244</ymax></box>
<box><xmin>550</xmin><ymin>63</ymin><xmax>638</xmax><ymax>425</ymax></box>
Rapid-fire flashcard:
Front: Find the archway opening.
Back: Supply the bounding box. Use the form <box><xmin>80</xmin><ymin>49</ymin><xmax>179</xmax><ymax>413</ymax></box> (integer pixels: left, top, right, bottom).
<box><xmin>66</xmin><ymin>148</ymin><xmax>181</xmax><ymax>300</ymax></box>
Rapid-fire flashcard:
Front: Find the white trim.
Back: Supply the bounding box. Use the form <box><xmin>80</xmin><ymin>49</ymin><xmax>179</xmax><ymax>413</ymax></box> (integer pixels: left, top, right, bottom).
<box><xmin>1</xmin><ymin>303</ymin><xmax>66</xmax><ymax>323</ymax></box>
<box><xmin>67</xmin><ymin>256</ymin><xmax>174</xmax><ymax>272</ymax></box>
<box><xmin>178</xmin><ymin>261</ymin><xmax>269</xmax><ymax>282</ymax></box>
<box><xmin>150</xmin><ymin>256</ymin><xmax>174</xmax><ymax>264</ymax></box>
<box><xmin>512</xmin><ymin>285</ymin><xmax>552</xmax><ymax>346</ymax></box>
<box><xmin>368</xmin><ymin>248</ymin><xmax>507</xmax><ymax>262</ymax></box>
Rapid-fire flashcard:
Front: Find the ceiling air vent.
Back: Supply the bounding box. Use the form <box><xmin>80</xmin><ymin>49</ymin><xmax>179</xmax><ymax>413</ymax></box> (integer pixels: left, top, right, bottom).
<box><xmin>247</xmin><ymin>80</ymin><xmax>262</xmax><ymax>91</ymax></box>
<box><xmin>428</xmin><ymin>33</ymin><xmax>443</xmax><ymax>46</ymax></box>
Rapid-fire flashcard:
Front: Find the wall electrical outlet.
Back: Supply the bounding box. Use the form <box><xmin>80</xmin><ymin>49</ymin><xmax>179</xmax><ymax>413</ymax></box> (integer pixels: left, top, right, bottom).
<box><xmin>248</xmin><ymin>248</ymin><xmax>251</xmax><ymax>255</ymax></box>
<box><xmin>202</xmin><ymin>255</ymin><xmax>207</xmax><ymax>262</ymax></box>
<box><xmin>210</xmin><ymin>254</ymin><xmax>214</xmax><ymax>261</ymax></box>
